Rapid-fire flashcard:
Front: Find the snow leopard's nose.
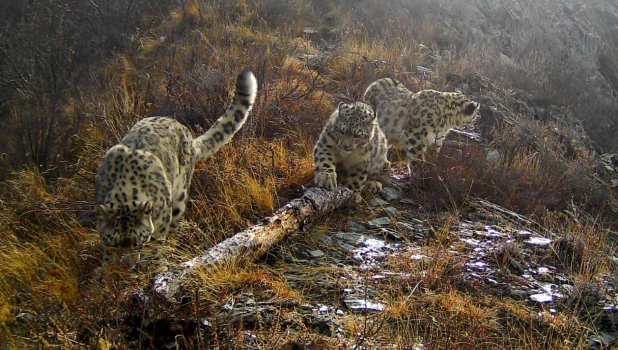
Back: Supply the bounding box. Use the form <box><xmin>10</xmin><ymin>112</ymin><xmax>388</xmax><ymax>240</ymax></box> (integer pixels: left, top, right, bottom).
<box><xmin>115</xmin><ymin>237</ymin><xmax>134</xmax><ymax>248</ymax></box>
<box><xmin>114</xmin><ymin>235</ymin><xmax>143</xmax><ymax>248</ymax></box>
<box><xmin>338</xmin><ymin>141</ymin><xmax>355</xmax><ymax>152</ymax></box>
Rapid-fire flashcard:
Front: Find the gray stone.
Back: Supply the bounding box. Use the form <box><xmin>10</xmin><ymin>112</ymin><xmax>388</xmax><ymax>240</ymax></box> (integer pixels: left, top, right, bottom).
<box><xmin>590</xmin><ymin>332</ymin><xmax>618</xmax><ymax>349</ymax></box>
<box><xmin>380</xmin><ymin>187</ymin><xmax>402</xmax><ymax>201</ymax></box>
<box><xmin>486</xmin><ymin>149</ymin><xmax>500</xmax><ymax>161</ymax></box>
<box><xmin>334</xmin><ymin>232</ymin><xmax>365</xmax><ymax>245</ymax></box>
<box><xmin>309</xmin><ymin>250</ymin><xmax>325</xmax><ymax>258</ymax></box>
<box><xmin>368</xmin><ymin>217</ymin><xmax>391</xmax><ymax>229</ymax></box>
<box><xmin>508</xmin><ymin>256</ymin><xmax>525</xmax><ymax>275</ymax></box>
<box><xmin>347</xmin><ymin>220</ymin><xmax>367</xmax><ymax>232</ymax></box>
<box><xmin>337</xmin><ymin>242</ymin><xmax>356</xmax><ymax>251</ymax></box>
<box><xmin>396</xmin><ymin>221</ymin><xmax>420</xmax><ymax>232</ymax></box>
<box><xmin>302</xmin><ymin>313</ymin><xmax>333</xmax><ymax>336</ymax></box>
<box><xmin>16</xmin><ymin>312</ymin><xmax>36</xmax><ymax>323</ymax></box>
<box><xmin>457</xmin><ymin>229</ymin><xmax>474</xmax><ymax>237</ymax></box>
<box><xmin>368</xmin><ymin>198</ymin><xmax>389</xmax><ymax>207</ymax></box>
<box><xmin>529</xmin><ymin>293</ymin><xmax>553</xmax><ymax>303</ymax></box>
<box><xmin>485</xmin><ymin>278</ymin><xmax>499</xmax><ymax>285</ymax></box>
<box><xmin>383</xmin><ymin>206</ymin><xmax>400</xmax><ymax>218</ymax></box>
<box><xmin>525</xmin><ymin>236</ymin><xmax>552</xmax><ymax>246</ymax></box>
<box><xmin>321</xmin><ymin>235</ymin><xmax>334</xmax><ymax>246</ymax></box>
<box><xmin>517</xmin><ymin>230</ymin><xmax>533</xmax><ymax>238</ymax></box>
<box><xmin>343</xmin><ymin>298</ymin><xmax>386</xmax><ymax>312</ymax></box>
<box><xmin>508</xmin><ymin>288</ymin><xmax>527</xmax><ymax>300</ymax></box>
<box><xmin>302</xmin><ymin>27</ymin><xmax>317</xmax><ymax>34</ymax></box>
<box><xmin>468</xmin><ymin>260</ymin><xmax>488</xmax><ymax>272</ymax></box>
<box><xmin>380</xmin><ymin>228</ymin><xmax>403</xmax><ymax>240</ymax></box>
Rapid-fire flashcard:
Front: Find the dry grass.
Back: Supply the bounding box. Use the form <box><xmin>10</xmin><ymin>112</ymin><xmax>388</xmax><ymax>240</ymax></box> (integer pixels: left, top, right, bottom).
<box><xmin>1</xmin><ymin>0</ymin><xmax>617</xmax><ymax>348</ymax></box>
<box><xmin>411</xmin><ymin>113</ymin><xmax>615</xmax><ymax>220</ymax></box>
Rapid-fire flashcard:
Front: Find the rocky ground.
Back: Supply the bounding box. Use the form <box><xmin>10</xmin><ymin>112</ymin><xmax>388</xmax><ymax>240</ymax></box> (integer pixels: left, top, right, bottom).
<box><xmin>4</xmin><ymin>1</ymin><xmax>618</xmax><ymax>347</ymax></box>
<box><xmin>94</xmin><ymin>67</ymin><xmax>618</xmax><ymax>348</ymax></box>
<box><xmin>121</xmin><ymin>171</ymin><xmax>617</xmax><ymax>349</ymax></box>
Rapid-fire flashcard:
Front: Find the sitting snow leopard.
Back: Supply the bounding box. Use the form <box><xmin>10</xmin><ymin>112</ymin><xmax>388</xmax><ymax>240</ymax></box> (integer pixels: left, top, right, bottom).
<box><xmin>362</xmin><ymin>78</ymin><xmax>480</xmax><ymax>173</ymax></box>
<box><xmin>313</xmin><ymin>102</ymin><xmax>389</xmax><ymax>196</ymax></box>
<box><xmin>95</xmin><ymin>70</ymin><xmax>257</xmax><ymax>268</ymax></box>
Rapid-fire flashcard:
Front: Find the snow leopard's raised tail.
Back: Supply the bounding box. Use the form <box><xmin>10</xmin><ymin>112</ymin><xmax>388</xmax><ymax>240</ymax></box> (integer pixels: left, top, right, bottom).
<box><xmin>193</xmin><ymin>70</ymin><xmax>258</xmax><ymax>161</ymax></box>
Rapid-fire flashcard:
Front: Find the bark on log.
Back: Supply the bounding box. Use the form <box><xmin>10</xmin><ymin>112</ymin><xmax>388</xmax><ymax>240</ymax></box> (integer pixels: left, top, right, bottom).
<box><xmin>469</xmin><ymin>198</ymin><xmax>544</xmax><ymax>232</ymax></box>
<box><xmin>152</xmin><ymin>186</ymin><xmax>354</xmax><ymax>302</ymax></box>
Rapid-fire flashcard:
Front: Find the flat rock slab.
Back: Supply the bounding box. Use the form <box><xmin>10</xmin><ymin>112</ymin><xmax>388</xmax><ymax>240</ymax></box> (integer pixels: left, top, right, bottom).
<box><xmin>380</xmin><ymin>187</ymin><xmax>402</xmax><ymax>201</ymax></box>
<box><xmin>368</xmin><ymin>198</ymin><xmax>389</xmax><ymax>207</ymax></box>
<box><xmin>309</xmin><ymin>250</ymin><xmax>325</xmax><ymax>258</ymax></box>
<box><xmin>347</xmin><ymin>220</ymin><xmax>367</xmax><ymax>232</ymax></box>
<box><xmin>343</xmin><ymin>298</ymin><xmax>386</xmax><ymax>312</ymax></box>
<box><xmin>383</xmin><ymin>206</ymin><xmax>399</xmax><ymax>218</ymax></box>
<box><xmin>368</xmin><ymin>217</ymin><xmax>391</xmax><ymax>229</ymax></box>
<box><xmin>334</xmin><ymin>232</ymin><xmax>366</xmax><ymax>245</ymax></box>
<box><xmin>525</xmin><ymin>237</ymin><xmax>553</xmax><ymax>246</ymax></box>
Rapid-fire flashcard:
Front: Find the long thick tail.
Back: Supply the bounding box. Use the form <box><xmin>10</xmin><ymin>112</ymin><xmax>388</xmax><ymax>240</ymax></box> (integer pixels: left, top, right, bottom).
<box><xmin>193</xmin><ymin>70</ymin><xmax>257</xmax><ymax>161</ymax></box>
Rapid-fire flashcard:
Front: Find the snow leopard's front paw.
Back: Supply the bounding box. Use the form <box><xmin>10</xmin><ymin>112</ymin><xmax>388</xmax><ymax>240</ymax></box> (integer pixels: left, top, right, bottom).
<box><xmin>315</xmin><ymin>171</ymin><xmax>337</xmax><ymax>191</ymax></box>
<box><xmin>362</xmin><ymin>180</ymin><xmax>383</xmax><ymax>194</ymax></box>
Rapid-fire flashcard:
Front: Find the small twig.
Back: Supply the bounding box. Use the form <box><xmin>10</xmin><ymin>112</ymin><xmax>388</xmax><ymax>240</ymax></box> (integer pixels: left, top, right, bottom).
<box><xmin>194</xmin><ymin>288</ymin><xmax>203</xmax><ymax>350</ymax></box>
<box><xmin>404</xmin><ymin>281</ymin><xmax>422</xmax><ymax>303</ymax></box>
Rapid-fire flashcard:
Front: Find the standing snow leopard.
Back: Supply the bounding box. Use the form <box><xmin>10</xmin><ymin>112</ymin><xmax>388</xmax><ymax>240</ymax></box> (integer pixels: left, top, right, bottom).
<box><xmin>313</xmin><ymin>102</ymin><xmax>389</xmax><ymax>196</ymax></box>
<box><xmin>95</xmin><ymin>70</ymin><xmax>257</xmax><ymax>268</ymax></box>
<box><xmin>362</xmin><ymin>78</ymin><xmax>480</xmax><ymax>173</ymax></box>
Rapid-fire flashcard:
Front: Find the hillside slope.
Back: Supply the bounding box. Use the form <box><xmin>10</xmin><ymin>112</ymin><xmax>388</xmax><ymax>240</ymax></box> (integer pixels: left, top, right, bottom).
<box><xmin>1</xmin><ymin>0</ymin><xmax>617</xmax><ymax>348</ymax></box>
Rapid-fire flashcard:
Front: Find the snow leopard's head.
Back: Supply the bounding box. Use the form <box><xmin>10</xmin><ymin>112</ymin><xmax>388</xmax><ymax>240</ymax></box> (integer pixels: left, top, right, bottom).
<box><xmin>333</xmin><ymin>102</ymin><xmax>377</xmax><ymax>152</ymax></box>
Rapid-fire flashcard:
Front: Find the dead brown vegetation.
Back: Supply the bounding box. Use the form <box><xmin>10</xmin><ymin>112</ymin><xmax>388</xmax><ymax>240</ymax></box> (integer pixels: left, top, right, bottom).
<box><xmin>0</xmin><ymin>0</ymin><xmax>617</xmax><ymax>348</ymax></box>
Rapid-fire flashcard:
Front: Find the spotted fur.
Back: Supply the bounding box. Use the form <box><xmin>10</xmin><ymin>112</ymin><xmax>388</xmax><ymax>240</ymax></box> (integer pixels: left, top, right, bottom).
<box><xmin>95</xmin><ymin>70</ymin><xmax>257</xmax><ymax>267</ymax></box>
<box><xmin>313</xmin><ymin>102</ymin><xmax>389</xmax><ymax>196</ymax></box>
<box><xmin>363</xmin><ymin>78</ymin><xmax>479</xmax><ymax>173</ymax></box>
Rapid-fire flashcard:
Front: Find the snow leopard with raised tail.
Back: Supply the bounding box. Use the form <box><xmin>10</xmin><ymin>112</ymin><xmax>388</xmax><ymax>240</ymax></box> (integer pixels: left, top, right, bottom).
<box><xmin>313</xmin><ymin>101</ymin><xmax>389</xmax><ymax>197</ymax></box>
<box><xmin>362</xmin><ymin>78</ymin><xmax>480</xmax><ymax>173</ymax></box>
<box><xmin>95</xmin><ymin>70</ymin><xmax>257</xmax><ymax>268</ymax></box>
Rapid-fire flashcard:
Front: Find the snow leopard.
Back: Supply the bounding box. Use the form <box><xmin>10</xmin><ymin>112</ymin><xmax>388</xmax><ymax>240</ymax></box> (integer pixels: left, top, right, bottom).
<box><xmin>362</xmin><ymin>78</ymin><xmax>480</xmax><ymax>173</ymax></box>
<box><xmin>95</xmin><ymin>70</ymin><xmax>257</xmax><ymax>268</ymax></box>
<box><xmin>313</xmin><ymin>101</ymin><xmax>389</xmax><ymax>196</ymax></box>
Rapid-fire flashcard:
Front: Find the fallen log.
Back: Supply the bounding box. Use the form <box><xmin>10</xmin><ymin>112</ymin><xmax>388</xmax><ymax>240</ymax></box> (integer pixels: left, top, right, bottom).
<box><xmin>469</xmin><ymin>197</ymin><xmax>545</xmax><ymax>232</ymax></box>
<box><xmin>152</xmin><ymin>186</ymin><xmax>354</xmax><ymax>302</ymax></box>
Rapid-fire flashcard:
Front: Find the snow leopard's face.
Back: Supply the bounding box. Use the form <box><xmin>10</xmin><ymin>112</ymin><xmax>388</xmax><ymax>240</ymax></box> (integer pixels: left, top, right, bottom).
<box><xmin>96</xmin><ymin>201</ymin><xmax>155</xmax><ymax>249</ymax></box>
<box><xmin>333</xmin><ymin>102</ymin><xmax>377</xmax><ymax>152</ymax></box>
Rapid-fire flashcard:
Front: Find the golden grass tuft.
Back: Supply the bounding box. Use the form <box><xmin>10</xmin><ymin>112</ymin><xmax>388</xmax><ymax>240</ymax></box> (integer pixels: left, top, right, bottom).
<box><xmin>0</xmin><ymin>295</ymin><xmax>13</xmax><ymax>324</ymax></box>
<box><xmin>187</xmin><ymin>136</ymin><xmax>313</xmax><ymax>238</ymax></box>
<box><xmin>193</xmin><ymin>263</ymin><xmax>303</xmax><ymax>305</ymax></box>
<box><xmin>0</xmin><ymin>169</ymin><xmax>98</xmax><ymax>347</ymax></box>
<box><xmin>376</xmin><ymin>257</ymin><xmax>597</xmax><ymax>348</ymax></box>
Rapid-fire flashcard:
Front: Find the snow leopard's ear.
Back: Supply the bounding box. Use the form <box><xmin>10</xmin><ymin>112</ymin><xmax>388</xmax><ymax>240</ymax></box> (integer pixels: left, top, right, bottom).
<box><xmin>96</xmin><ymin>205</ymin><xmax>111</xmax><ymax>222</ymax></box>
<box><xmin>337</xmin><ymin>102</ymin><xmax>347</xmax><ymax>112</ymax></box>
<box><xmin>136</xmin><ymin>201</ymin><xmax>153</xmax><ymax>220</ymax></box>
<box><xmin>464</xmin><ymin>101</ymin><xmax>479</xmax><ymax>116</ymax></box>
<box><xmin>136</xmin><ymin>201</ymin><xmax>154</xmax><ymax>233</ymax></box>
